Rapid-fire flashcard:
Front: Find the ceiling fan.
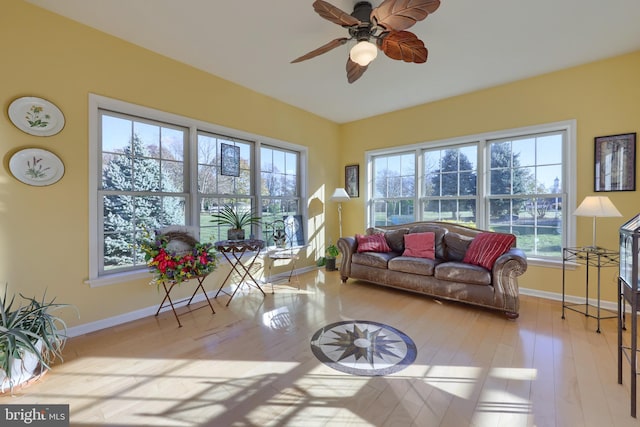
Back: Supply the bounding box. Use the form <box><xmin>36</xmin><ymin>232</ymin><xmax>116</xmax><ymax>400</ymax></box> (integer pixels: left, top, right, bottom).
<box><xmin>292</xmin><ymin>0</ymin><xmax>441</xmax><ymax>83</ymax></box>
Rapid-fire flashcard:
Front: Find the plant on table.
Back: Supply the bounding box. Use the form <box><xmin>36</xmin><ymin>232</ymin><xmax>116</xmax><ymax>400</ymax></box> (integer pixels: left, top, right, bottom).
<box><xmin>210</xmin><ymin>205</ymin><xmax>262</xmax><ymax>240</ymax></box>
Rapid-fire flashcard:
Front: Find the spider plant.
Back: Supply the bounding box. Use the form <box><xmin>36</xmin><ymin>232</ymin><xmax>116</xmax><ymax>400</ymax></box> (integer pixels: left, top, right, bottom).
<box><xmin>210</xmin><ymin>204</ymin><xmax>261</xmax><ymax>240</ymax></box>
<box><xmin>0</xmin><ymin>288</ymin><xmax>74</xmax><ymax>392</ymax></box>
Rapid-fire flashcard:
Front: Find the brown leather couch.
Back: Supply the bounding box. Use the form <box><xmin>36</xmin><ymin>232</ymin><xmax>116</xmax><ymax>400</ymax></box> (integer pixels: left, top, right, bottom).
<box><xmin>337</xmin><ymin>222</ymin><xmax>527</xmax><ymax>318</ymax></box>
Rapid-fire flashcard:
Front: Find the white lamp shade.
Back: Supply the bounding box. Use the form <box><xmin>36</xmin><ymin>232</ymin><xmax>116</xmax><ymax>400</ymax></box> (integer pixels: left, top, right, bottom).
<box><xmin>350</xmin><ymin>40</ymin><xmax>377</xmax><ymax>66</ymax></box>
<box><xmin>573</xmin><ymin>196</ymin><xmax>622</xmax><ymax>217</ymax></box>
<box><xmin>330</xmin><ymin>188</ymin><xmax>350</xmax><ymax>202</ymax></box>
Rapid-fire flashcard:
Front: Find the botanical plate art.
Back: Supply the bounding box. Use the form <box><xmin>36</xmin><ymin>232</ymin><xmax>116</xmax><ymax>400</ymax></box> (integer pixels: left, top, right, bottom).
<box><xmin>8</xmin><ymin>97</ymin><xmax>65</xmax><ymax>136</ymax></box>
<box><xmin>9</xmin><ymin>148</ymin><xmax>65</xmax><ymax>186</ymax></box>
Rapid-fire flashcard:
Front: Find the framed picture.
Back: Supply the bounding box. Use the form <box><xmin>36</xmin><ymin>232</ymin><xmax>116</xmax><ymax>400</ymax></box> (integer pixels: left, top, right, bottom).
<box><xmin>594</xmin><ymin>133</ymin><xmax>636</xmax><ymax>192</ymax></box>
<box><xmin>345</xmin><ymin>164</ymin><xmax>359</xmax><ymax>198</ymax></box>
<box><xmin>221</xmin><ymin>143</ymin><xmax>240</xmax><ymax>177</ymax></box>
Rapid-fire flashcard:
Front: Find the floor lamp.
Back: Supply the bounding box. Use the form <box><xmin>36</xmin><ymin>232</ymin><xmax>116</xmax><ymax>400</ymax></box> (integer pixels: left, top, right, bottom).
<box><xmin>574</xmin><ymin>196</ymin><xmax>622</xmax><ymax>249</ymax></box>
<box><xmin>331</xmin><ymin>188</ymin><xmax>351</xmax><ymax>238</ymax></box>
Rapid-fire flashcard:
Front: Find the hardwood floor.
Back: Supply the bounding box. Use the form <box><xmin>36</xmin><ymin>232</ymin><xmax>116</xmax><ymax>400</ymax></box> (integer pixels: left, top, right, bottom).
<box><xmin>2</xmin><ymin>269</ymin><xmax>639</xmax><ymax>426</ymax></box>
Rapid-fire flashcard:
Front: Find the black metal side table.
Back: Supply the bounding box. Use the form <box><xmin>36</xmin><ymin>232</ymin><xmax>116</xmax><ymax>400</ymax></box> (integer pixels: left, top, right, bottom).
<box><xmin>214</xmin><ymin>239</ymin><xmax>265</xmax><ymax>306</ymax></box>
<box><xmin>562</xmin><ymin>246</ymin><xmax>619</xmax><ymax>333</ymax></box>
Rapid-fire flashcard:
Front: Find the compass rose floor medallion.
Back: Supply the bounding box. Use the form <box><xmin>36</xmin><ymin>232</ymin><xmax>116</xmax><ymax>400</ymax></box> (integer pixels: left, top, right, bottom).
<box><xmin>310</xmin><ymin>320</ymin><xmax>417</xmax><ymax>376</ymax></box>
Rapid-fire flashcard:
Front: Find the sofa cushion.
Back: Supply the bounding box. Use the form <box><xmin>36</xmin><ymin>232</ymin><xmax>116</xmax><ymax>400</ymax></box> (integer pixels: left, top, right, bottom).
<box><xmin>408</xmin><ymin>225</ymin><xmax>447</xmax><ymax>259</ymax></box>
<box><xmin>463</xmin><ymin>232</ymin><xmax>516</xmax><ymax>270</ymax></box>
<box><xmin>402</xmin><ymin>232</ymin><xmax>435</xmax><ymax>259</ymax></box>
<box><xmin>434</xmin><ymin>262</ymin><xmax>492</xmax><ymax>285</ymax></box>
<box><xmin>444</xmin><ymin>232</ymin><xmax>474</xmax><ymax>261</ymax></box>
<box><xmin>388</xmin><ymin>256</ymin><xmax>440</xmax><ymax>276</ymax></box>
<box><xmin>352</xmin><ymin>251</ymin><xmax>398</xmax><ymax>269</ymax></box>
<box><xmin>356</xmin><ymin>233</ymin><xmax>391</xmax><ymax>253</ymax></box>
<box><xmin>384</xmin><ymin>228</ymin><xmax>409</xmax><ymax>253</ymax></box>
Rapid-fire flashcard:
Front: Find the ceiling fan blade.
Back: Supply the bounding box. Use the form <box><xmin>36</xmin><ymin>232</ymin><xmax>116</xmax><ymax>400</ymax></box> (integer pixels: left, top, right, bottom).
<box><xmin>346</xmin><ymin>58</ymin><xmax>368</xmax><ymax>84</ymax></box>
<box><xmin>380</xmin><ymin>31</ymin><xmax>428</xmax><ymax>63</ymax></box>
<box><xmin>313</xmin><ymin>0</ymin><xmax>361</xmax><ymax>27</ymax></box>
<box><xmin>372</xmin><ymin>0</ymin><xmax>441</xmax><ymax>32</ymax></box>
<box><xmin>291</xmin><ymin>38</ymin><xmax>349</xmax><ymax>63</ymax></box>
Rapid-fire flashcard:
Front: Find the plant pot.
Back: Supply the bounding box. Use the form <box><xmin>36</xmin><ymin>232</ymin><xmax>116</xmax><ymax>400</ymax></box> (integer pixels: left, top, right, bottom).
<box><xmin>227</xmin><ymin>228</ymin><xmax>245</xmax><ymax>240</ymax></box>
<box><xmin>0</xmin><ymin>340</ymin><xmax>43</xmax><ymax>393</ymax></box>
<box><xmin>325</xmin><ymin>257</ymin><xmax>336</xmax><ymax>271</ymax></box>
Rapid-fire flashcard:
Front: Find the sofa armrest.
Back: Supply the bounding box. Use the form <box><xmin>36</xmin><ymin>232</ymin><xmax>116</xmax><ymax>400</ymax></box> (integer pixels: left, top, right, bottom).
<box><xmin>337</xmin><ymin>237</ymin><xmax>356</xmax><ymax>282</ymax></box>
<box><xmin>491</xmin><ymin>248</ymin><xmax>527</xmax><ymax>317</ymax></box>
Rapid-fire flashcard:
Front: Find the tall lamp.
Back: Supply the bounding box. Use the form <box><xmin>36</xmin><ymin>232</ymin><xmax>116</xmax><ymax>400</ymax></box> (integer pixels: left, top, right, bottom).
<box><xmin>573</xmin><ymin>196</ymin><xmax>622</xmax><ymax>249</ymax></box>
<box><xmin>330</xmin><ymin>188</ymin><xmax>351</xmax><ymax>238</ymax></box>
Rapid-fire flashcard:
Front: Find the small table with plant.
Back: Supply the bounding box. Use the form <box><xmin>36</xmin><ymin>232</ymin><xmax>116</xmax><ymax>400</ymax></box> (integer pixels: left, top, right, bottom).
<box><xmin>142</xmin><ymin>229</ymin><xmax>218</xmax><ymax>327</ymax></box>
<box><xmin>214</xmin><ymin>239</ymin><xmax>266</xmax><ymax>305</ymax></box>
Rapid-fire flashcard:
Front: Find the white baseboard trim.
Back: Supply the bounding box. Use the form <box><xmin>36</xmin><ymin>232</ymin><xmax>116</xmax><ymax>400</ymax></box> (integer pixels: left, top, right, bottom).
<box><xmin>520</xmin><ymin>287</ymin><xmax>621</xmax><ymax>313</ymax></box>
<box><xmin>67</xmin><ymin>265</ymin><xmax>320</xmax><ymax>338</ymax></box>
<box><xmin>66</xmin><ymin>281</ymin><xmax>626</xmax><ymax>338</ymax></box>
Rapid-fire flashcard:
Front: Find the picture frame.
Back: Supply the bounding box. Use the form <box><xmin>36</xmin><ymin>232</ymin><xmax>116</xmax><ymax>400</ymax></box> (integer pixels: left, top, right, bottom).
<box><xmin>345</xmin><ymin>164</ymin><xmax>359</xmax><ymax>198</ymax></box>
<box><xmin>220</xmin><ymin>143</ymin><xmax>240</xmax><ymax>177</ymax></box>
<box><xmin>594</xmin><ymin>132</ymin><xmax>636</xmax><ymax>192</ymax></box>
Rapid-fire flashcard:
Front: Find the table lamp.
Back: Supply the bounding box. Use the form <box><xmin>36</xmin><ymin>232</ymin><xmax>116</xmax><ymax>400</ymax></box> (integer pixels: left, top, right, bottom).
<box><xmin>573</xmin><ymin>196</ymin><xmax>622</xmax><ymax>249</ymax></box>
<box><xmin>330</xmin><ymin>188</ymin><xmax>351</xmax><ymax>238</ymax></box>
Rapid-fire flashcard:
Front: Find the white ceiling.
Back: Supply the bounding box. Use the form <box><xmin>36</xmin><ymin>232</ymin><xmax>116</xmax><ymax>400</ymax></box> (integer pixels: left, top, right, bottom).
<box><xmin>26</xmin><ymin>0</ymin><xmax>640</xmax><ymax>123</ymax></box>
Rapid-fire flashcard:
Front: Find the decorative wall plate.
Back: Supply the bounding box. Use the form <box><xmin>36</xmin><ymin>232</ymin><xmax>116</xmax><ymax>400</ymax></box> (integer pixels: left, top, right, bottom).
<box><xmin>9</xmin><ymin>148</ymin><xmax>65</xmax><ymax>186</ymax></box>
<box><xmin>8</xmin><ymin>97</ymin><xmax>65</xmax><ymax>136</ymax></box>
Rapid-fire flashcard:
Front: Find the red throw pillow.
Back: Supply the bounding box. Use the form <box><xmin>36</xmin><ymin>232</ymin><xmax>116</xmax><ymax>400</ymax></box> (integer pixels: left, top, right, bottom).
<box><xmin>356</xmin><ymin>233</ymin><xmax>391</xmax><ymax>253</ymax></box>
<box><xmin>463</xmin><ymin>232</ymin><xmax>516</xmax><ymax>270</ymax></box>
<box><xmin>402</xmin><ymin>232</ymin><xmax>435</xmax><ymax>259</ymax></box>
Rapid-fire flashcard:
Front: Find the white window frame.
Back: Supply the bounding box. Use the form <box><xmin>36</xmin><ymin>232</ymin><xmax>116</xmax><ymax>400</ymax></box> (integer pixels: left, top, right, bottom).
<box><xmin>87</xmin><ymin>94</ymin><xmax>308</xmax><ymax>287</ymax></box>
<box><xmin>365</xmin><ymin>120</ymin><xmax>577</xmax><ymax>267</ymax></box>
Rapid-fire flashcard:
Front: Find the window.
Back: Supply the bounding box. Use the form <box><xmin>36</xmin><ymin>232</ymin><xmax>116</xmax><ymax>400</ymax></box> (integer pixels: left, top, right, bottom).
<box><xmin>487</xmin><ymin>133</ymin><xmax>564</xmax><ymax>257</ymax></box>
<box><xmin>423</xmin><ymin>144</ymin><xmax>477</xmax><ymax>224</ymax></box>
<box><xmin>371</xmin><ymin>152</ymin><xmax>416</xmax><ymax>226</ymax></box>
<box><xmin>366</xmin><ymin>121</ymin><xmax>575</xmax><ymax>262</ymax></box>
<box><xmin>89</xmin><ymin>95</ymin><xmax>306</xmax><ymax>285</ymax></box>
<box><xmin>99</xmin><ymin>111</ymin><xmax>188</xmax><ymax>275</ymax></box>
<box><xmin>197</xmin><ymin>132</ymin><xmax>254</xmax><ymax>243</ymax></box>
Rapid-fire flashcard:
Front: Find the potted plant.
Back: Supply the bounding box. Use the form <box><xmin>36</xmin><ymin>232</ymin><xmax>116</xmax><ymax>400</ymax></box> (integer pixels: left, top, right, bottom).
<box><xmin>325</xmin><ymin>244</ymin><xmax>340</xmax><ymax>271</ymax></box>
<box><xmin>210</xmin><ymin>204</ymin><xmax>261</xmax><ymax>240</ymax></box>
<box><xmin>0</xmin><ymin>288</ymin><xmax>75</xmax><ymax>393</ymax></box>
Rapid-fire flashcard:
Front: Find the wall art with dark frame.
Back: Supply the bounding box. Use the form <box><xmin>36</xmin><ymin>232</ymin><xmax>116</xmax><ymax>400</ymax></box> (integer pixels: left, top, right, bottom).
<box><xmin>220</xmin><ymin>143</ymin><xmax>240</xmax><ymax>177</ymax></box>
<box><xmin>345</xmin><ymin>164</ymin><xmax>359</xmax><ymax>198</ymax></box>
<box><xmin>594</xmin><ymin>132</ymin><xmax>636</xmax><ymax>192</ymax></box>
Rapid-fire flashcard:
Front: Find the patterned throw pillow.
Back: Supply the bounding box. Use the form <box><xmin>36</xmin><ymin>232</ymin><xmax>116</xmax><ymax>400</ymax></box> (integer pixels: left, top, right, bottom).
<box><xmin>402</xmin><ymin>232</ymin><xmax>435</xmax><ymax>259</ymax></box>
<box><xmin>356</xmin><ymin>233</ymin><xmax>392</xmax><ymax>253</ymax></box>
<box><xmin>463</xmin><ymin>232</ymin><xmax>516</xmax><ymax>270</ymax></box>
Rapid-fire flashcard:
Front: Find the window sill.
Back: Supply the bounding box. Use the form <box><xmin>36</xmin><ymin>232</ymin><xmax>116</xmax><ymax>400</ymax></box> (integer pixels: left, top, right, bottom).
<box><xmin>527</xmin><ymin>257</ymin><xmax>577</xmax><ymax>270</ymax></box>
<box><xmin>85</xmin><ymin>269</ymin><xmax>152</xmax><ymax>288</ymax></box>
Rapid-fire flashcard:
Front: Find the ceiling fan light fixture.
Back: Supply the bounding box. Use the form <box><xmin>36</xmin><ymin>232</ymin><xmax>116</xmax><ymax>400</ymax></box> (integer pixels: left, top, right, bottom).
<box><xmin>350</xmin><ymin>40</ymin><xmax>377</xmax><ymax>66</ymax></box>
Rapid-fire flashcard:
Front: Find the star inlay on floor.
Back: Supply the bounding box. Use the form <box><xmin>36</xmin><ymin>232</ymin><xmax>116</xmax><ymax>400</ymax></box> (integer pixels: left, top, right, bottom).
<box><xmin>310</xmin><ymin>320</ymin><xmax>417</xmax><ymax>376</ymax></box>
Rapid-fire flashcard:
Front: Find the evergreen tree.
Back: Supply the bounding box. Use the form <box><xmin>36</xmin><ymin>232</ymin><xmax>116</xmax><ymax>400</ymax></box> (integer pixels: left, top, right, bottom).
<box><xmin>102</xmin><ymin>135</ymin><xmax>184</xmax><ymax>268</ymax></box>
<box><xmin>489</xmin><ymin>142</ymin><xmax>534</xmax><ymax>218</ymax></box>
<box><xmin>430</xmin><ymin>150</ymin><xmax>477</xmax><ymax>219</ymax></box>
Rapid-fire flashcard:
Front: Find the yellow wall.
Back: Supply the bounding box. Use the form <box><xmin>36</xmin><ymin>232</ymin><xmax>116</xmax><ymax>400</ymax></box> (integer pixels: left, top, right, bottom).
<box><xmin>339</xmin><ymin>51</ymin><xmax>640</xmax><ymax>302</ymax></box>
<box><xmin>0</xmin><ymin>2</ymin><xmax>341</xmax><ymax>327</ymax></box>
<box><xmin>2</xmin><ymin>2</ymin><xmax>639</xmax><ymax>329</ymax></box>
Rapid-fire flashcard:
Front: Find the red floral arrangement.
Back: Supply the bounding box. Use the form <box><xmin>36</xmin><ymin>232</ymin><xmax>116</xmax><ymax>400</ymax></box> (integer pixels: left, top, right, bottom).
<box><xmin>141</xmin><ymin>231</ymin><xmax>217</xmax><ymax>284</ymax></box>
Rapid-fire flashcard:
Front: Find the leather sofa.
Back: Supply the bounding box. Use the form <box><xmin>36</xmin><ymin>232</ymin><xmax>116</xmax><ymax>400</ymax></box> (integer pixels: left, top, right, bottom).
<box><xmin>337</xmin><ymin>221</ymin><xmax>527</xmax><ymax>318</ymax></box>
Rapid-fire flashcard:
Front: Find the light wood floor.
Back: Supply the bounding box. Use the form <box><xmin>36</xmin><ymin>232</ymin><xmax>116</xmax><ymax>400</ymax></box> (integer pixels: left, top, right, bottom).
<box><xmin>2</xmin><ymin>269</ymin><xmax>639</xmax><ymax>426</ymax></box>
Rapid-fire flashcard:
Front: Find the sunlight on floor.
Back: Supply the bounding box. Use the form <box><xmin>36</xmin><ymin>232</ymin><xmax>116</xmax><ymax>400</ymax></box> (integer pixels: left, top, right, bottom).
<box><xmin>21</xmin><ymin>355</ymin><xmax>540</xmax><ymax>425</ymax></box>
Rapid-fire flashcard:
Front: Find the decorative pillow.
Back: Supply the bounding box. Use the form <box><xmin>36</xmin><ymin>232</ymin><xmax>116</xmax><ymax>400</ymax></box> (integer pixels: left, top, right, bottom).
<box><xmin>409</xmin><ymin>225</ymin><xmax>447</xmax><ymax>259</ymax></box>
<box><xmin>463</xmin><ymin>232</ymin><xmax>516</xmax><ymax>270</ymax></box>
<box><xmin>402</xmin><ymin>232</ymin><xmax>435</xmax><ymax>259</ymax></box>
<box><xmin>356</xmin><ymin>233</ymin><xmax>392</xmax><ymax>253</ymax></box>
